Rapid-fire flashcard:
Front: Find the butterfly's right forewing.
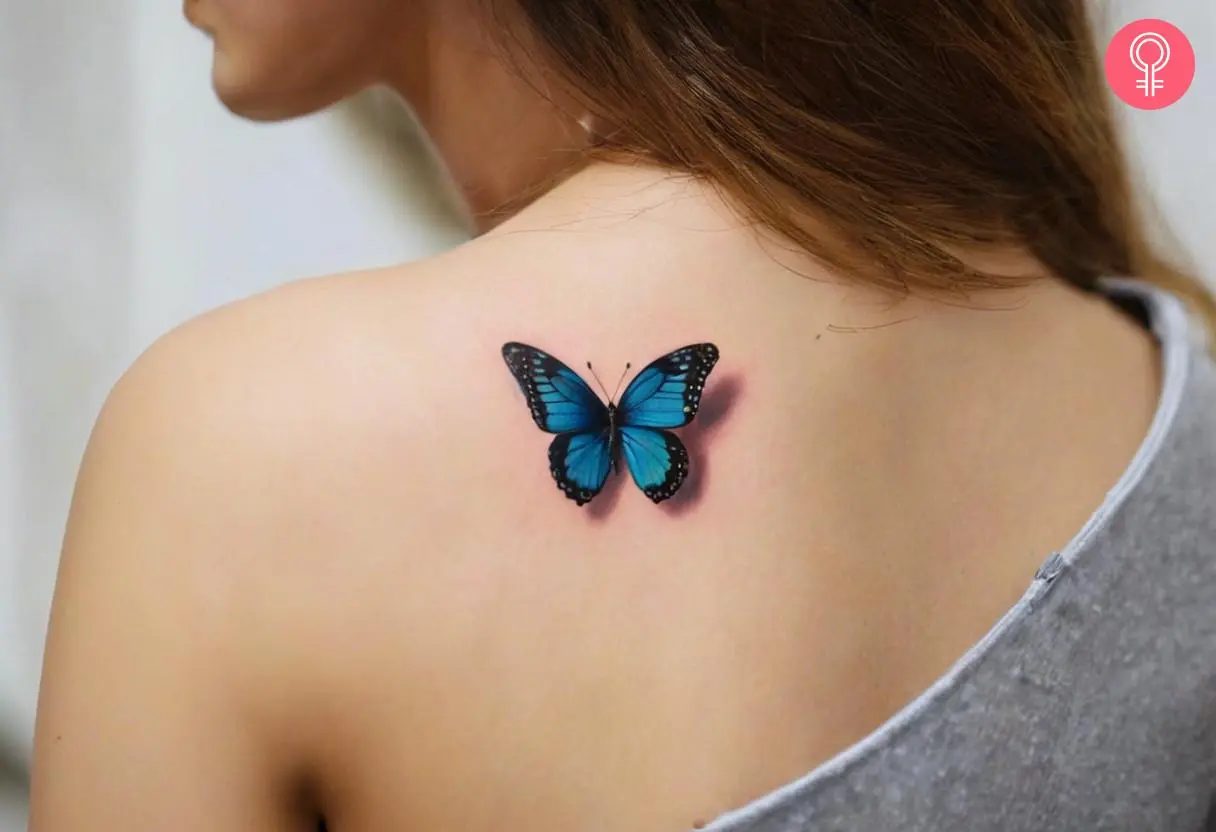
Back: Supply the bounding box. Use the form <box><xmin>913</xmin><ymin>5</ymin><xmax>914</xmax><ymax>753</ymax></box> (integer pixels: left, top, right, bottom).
<box><xmin>618</xmin><ymin>343</ymin><xmax>719</xmax><ymax>429</ymax></box>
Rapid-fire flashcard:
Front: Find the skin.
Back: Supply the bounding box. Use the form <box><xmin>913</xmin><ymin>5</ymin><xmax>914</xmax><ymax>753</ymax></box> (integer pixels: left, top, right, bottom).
<box><xmin>184</xmin><ymin>0</ymin><xmax>589</xmax><ymax>222</ymax></box>
<box><xmin>30</xmin><ymin>3</ymin><xmax>1160</xmax><ymax>831</ymax></box>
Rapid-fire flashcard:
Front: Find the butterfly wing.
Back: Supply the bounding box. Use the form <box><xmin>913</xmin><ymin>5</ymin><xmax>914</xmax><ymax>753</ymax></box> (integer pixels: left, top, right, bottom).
<box><xmin>618</xmin><ymin>343</ymin><xmax>720</xmax><ymax>429</ymax></box>
<box><xmin>548</xmin><ymin>431</ymin><xmax>613</xmax><ymax>506</ymax></box>
<box><xmin>502</xmin><ymin>342</ymin><xmax>609</xmax><ymax>434</ymax></box>
<box><xmin>503</xmin><ymin>342</ymin><xmax>613</xmax><ymax>506</ymax></box>
<box><xmin>619</xmin><ymin>426</ymin><xmax>689</xmax><ymax>504</ymax></box>
<box><xmin>616</xmin><ymin>344</ymin><xmax>717</xmax><ymax>504</ymax></box>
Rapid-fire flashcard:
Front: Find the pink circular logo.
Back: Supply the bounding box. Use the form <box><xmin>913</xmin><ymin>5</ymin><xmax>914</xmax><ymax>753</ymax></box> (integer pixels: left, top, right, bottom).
<box><xmin>1105</xmin><ymin>19</ymin><xmax>1195</xmax><ymax>110</ymax></box>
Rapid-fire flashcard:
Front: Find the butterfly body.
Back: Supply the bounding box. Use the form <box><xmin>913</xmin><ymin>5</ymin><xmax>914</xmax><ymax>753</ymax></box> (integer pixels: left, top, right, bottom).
<box><xmin>605</xmin><ymin>402</ymin><xmax>622</xmax><ymax>476</ymax></box>
<box><xmin>503</xmin><ymin>342</ymin><xmax>719</xmax><ymax>506</ymax></box>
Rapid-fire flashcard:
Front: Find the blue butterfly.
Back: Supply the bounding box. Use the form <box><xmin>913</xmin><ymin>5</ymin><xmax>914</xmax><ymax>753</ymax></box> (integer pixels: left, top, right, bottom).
<box><xmin>502</xmin><ymin>342</ymin><xmax>721</xmax><ymax>506</ymax></box>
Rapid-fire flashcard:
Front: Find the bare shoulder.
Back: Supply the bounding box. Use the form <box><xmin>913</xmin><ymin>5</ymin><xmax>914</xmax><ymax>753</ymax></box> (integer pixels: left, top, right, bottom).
<box><xmin>64</xmin><ymin>258</ymin><xmax>492</xmax><ymax>560</ymax></box>
<box><xmin>42</xmin><ymin>253</ymin><xmax>517</xmax><ymax>630</ymax></box>
<box><xmin>30</xmin><ymin>258</ymin><xmax>520</xmax><ymax>830</ymax></box>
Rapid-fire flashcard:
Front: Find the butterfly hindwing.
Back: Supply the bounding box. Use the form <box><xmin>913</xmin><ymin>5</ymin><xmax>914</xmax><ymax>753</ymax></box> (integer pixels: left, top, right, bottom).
<box><xmin>619</xmin><ymin>426</ymin><xmax>689</xmax><ymax>504</ymax></box>
<box><xmin>618</xmin><ymin>343</ymin><xmax>720</xmax><ymax>429</ymax></box>
<box><xmin>502</xmin><ymin>342</ymin><xmax>609</xmax><ymax>434</ymax></box>
<box><xmin>548</xmin><ymin>431</ymin><xmax>613</xmax><ymax>506</ymax></box>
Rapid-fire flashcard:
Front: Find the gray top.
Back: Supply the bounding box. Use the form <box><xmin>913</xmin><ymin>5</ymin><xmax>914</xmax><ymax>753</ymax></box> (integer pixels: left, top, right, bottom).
<box><xmin>707</xmin><ymin>280</ymin><xmax>1216</xmax><ymax>832</ymax></box>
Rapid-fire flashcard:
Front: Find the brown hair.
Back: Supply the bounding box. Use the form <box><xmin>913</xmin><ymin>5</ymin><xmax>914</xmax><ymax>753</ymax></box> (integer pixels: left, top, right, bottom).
<box><xmin>499</xmin><ymin>0</ymin><xmax>1214</xmax><ymax>328</ymax></box>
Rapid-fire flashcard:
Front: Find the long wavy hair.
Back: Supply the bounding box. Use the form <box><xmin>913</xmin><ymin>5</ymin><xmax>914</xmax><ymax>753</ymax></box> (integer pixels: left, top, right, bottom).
<box><xmin>495</xmin><ymin>0</ymin><xmax>1213</xmax><ymax>330</ymax></box>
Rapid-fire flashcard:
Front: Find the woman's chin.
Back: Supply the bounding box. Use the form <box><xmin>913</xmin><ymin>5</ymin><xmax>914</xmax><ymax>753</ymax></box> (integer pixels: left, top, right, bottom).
<box><xmin>212</xmin><ymin>84</ymin><xmax>291</xmax><ymax>123</ymax></box>
<box><xmin>212</xmin><ymin>71</ymin><xmax>280</xmax><ymax>122</ymax></box>
<box><xmin>208</xmin><ymin>52</ymin><xmax>280</xmax><ymax>121</ymax></box>
<box><xmin>211</xmin><ymin>64</ymin><xmax>343</xmax><ymax>123</ymax></box>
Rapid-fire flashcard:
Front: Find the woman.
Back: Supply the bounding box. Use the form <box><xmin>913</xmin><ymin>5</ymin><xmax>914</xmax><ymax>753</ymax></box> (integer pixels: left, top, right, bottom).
<box><xmin>29</xmin><ymin>2</ymin><xmax>1216</xmax><ymax>830</ymax></box>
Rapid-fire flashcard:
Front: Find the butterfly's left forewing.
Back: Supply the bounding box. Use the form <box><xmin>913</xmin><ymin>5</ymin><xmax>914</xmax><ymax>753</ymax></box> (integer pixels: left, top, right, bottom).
<box><xmin>502</xmin><ymin>342</ymin><xmax>609</xmax><ymax>434</ymax></box>
<box><xmin>618</xmin><ymin>343</ymin><xmax>719</xmax><ymax>429</ymax></box>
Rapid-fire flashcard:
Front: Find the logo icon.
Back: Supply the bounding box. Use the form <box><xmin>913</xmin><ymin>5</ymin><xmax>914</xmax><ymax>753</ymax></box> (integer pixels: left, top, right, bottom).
<box><xmin>1105</xmin><ymin>19</ymin><xmax>1195</xmax><ymax>110</ymax></box>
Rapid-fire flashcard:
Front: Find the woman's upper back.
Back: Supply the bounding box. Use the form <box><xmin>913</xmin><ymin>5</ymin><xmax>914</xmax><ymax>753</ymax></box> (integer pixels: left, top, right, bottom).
<box><xmin>30</xmin><ymin>165</ymin><xmax>1216</xmax><ymax>832</ymax></box>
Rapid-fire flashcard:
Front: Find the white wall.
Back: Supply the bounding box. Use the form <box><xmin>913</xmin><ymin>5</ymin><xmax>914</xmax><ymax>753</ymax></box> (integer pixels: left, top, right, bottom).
<box><xmin>0</xmin><ymin>0</ymin><xmax>1212</xmax><ymax>830</ymax></box>
<box><xmin>1105</xmin><ymin>0</ymin><xmax>1216</xmax><ymax>283</ymax></box>
<box><xmin>0</xmin><ymin>1</ymin><xmax>465</xmax><ymax>827</ymax></box>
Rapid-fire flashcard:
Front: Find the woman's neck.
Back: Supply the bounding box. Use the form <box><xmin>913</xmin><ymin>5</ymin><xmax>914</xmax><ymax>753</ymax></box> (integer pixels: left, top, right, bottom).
<box><xmin>486</xmin><ymin>160</ymin><xmax>1057</xmax><ymax>322</ymax></box>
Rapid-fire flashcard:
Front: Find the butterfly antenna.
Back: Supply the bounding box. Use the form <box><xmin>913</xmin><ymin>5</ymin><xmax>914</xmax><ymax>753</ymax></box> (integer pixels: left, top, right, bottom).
<box><xmin>611</xmin><ymin>363</ymin><xmax>632</xmax><ymax>402</ymax></box>
<box><xmin>585</xmin><ymin>361</ymin><xmax>613</xmax><ymax>401</ymax></box>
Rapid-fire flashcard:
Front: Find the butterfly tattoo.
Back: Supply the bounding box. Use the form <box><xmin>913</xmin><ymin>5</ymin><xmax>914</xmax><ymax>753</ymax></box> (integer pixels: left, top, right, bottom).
<box><xmin>502</xmin><ymin>342</ymin><xmax>721</xmax><ymax>506</ymax></box>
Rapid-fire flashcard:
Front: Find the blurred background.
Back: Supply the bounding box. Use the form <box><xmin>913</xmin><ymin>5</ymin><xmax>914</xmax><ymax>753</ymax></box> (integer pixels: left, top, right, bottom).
<box><xmin>0</xmin><ymin>0</ymin><xmax>1211</xmax><ymax>829</ymax></box>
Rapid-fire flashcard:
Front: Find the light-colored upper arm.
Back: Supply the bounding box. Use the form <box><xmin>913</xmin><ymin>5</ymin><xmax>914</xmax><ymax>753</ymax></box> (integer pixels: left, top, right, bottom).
<box><xmin>28</xmin><ymin>318</ymin><xmax>319</xmax><ymax>832</ymax></box>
